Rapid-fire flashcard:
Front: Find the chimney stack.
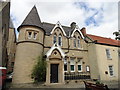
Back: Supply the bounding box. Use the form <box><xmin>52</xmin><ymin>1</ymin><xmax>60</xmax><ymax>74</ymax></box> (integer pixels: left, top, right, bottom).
<box><xmin>70</xmin><ymin>22</ymin><xmax>76</xmax><ymax>29</ymax></box>
<box><xmin>81</xmin><ymin>27</ymin><xmax>87</xmax><ymax>37</ymax></box>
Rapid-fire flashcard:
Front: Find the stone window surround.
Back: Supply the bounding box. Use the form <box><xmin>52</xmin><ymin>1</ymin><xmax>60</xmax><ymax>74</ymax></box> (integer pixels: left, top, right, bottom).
<box><xmin>58</xmin><ymin>34</ymin><xmax>62</xmax><ymax>46</ymax></box>
<box><xmin>77</xmin><ymin>58</ymin><xmax>82</xmax><ymax>72</ymax></box>
<box><xmin>63</xmin><ymin>57</ymin><xmax>85</xmax><ymax>72</ymax></box>
<box><xmin>73</xmin><ymin>36</ymin><xmax>82</xmax><ymax>49</ymax></box>
<box><xmin>70</xmin><ymin>57</ymin><xmax>75</xmax><ymax>72</ymax></box>
<box><xmin>53</xmin><ymin>33</ymin><xmax>62</xmax><ymax>46</ymax></box>
<box><xmin>26</xmin><ymin>30</ymin><xmax>39</xmax><ymax>40</ymax></box>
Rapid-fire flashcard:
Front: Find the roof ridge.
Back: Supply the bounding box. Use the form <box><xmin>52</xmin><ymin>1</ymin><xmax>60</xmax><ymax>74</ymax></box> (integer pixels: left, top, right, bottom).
<box><xmin>42</xmin><ymin>22</ymin><xmax>71</xmax><ymax>28</ymax></box>
<box><xmin>87</xmin><ymin>34</ymin><xmax>116</xmax><ymax>40</ymax></box>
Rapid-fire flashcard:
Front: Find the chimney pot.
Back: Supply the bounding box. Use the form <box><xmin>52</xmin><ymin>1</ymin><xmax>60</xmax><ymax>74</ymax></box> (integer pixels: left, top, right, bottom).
<box><xmin>70</xmin><ymin>22</ymin><xmax>76</xmax><ymax>29</ymax></box>
<box><xmin>81</xmin><ymin>27</ymin><xmax>87</xmax><ymax>37</ymax></box>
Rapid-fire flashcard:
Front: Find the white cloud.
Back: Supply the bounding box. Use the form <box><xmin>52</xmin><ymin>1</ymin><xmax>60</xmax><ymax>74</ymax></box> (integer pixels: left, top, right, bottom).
<box><xmin>86</xmin><ymin>2</ymin><xmax>118</xmax><ymax>39</ymax></box>
<box><xmin>10</xmin><ymin>0</ymin><xmax>119</xmax><ymax>39</ymax></box>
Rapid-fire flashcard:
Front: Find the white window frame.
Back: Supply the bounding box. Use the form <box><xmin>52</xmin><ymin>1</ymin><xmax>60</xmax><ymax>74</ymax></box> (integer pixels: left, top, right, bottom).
<box><xmin>108</xmin><ymin>65</ymin><xmax>114</xmax><ymax>77</ymax></box>
<box><xmin>58</xmin><ymin>35</ymin><xmax>62</xmax><ymax>46</ymax></box>
<box><xmin>106</xmin><ymin>49</ymin><xmax>112</xmax><ymax>59</ymax></box>
<box><xmin>70</xmin><ymin>57</ymin><xmax>75</xmax><ymax>72</ymax></box>
<box><xmin>86</xmin><ymin>66</ymin><xmax>90</xmax><ymax>72</ymax></box>
<box><xmin>77</xmin><ymin>58</ymin><xmax>82</xmax><ymax>72</ymax></box>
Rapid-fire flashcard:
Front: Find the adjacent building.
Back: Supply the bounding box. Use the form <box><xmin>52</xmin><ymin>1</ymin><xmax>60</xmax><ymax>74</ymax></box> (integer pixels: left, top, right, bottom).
<box><xmin>87</xmin><ymin>34</ymin><xmax>119</xmax><ymax>82</ymax></box>
<box><xmin>12</xmin><ymin>6</ymin><xmax>120</xmax><ymax>84</ymax></box>
<box><xmin>7</xmin><ymin>19</ymin><xmax>16</xmax><ymax>73</ymax></box>
<box><xmin>0</xmin><ymin>2</ymin><xmax>10</xmax><ymax>67</ymax></box>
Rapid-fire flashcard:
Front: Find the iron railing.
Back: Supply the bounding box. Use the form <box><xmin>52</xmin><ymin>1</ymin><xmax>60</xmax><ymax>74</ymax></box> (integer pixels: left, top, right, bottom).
<box><xmin>64</xmin><ymin>72</ymin><xmax>91</xmax><ymax>80</ymax></box>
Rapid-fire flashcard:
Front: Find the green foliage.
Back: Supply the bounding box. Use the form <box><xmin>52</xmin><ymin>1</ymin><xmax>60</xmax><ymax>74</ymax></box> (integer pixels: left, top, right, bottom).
<box><xmin>96</xmin><ymin>80</ymin><xmax>104</xmax><ymax>85</ymax></box>
<box><xmin>31</xmin><ymin>56</ymin><xmax>46</xmax><ymax>82</ymax></box>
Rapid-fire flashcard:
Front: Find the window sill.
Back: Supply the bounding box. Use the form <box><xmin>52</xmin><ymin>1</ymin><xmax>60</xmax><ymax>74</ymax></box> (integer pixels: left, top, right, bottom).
<box><xmin>64</xmin><ymin>71</ymin><xmax>68</xmax><ymax>72</ymax></box>
<box><xmin>73</xmin><ymin>47</ymin><xmax>83</xmax><ymax>49</ymax></box>
<box><xmin>109</xmin><ymin>75</ymin><xmax>116</xmax><ymax>77</ymax></box>
<box><xmin>78</xmin><ymin>71</ymin><xmax>82</xmax><ymax>72</ymax></box>
<box><xmin>70</xmin><ymin>71</ymin><xmax>75</xmax><ymax>72</ymax></box>
<box><xmin>78</xmin><ymin>48</ymin><xmax>83</xmax><ymax>50</ymax></box>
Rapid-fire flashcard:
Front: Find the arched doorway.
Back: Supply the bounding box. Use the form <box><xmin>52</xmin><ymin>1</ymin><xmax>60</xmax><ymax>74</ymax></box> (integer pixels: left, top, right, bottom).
<box><xmin>45</xmin><ymin>44</ymin><xmax>65</xmax><ymax>84</ymax></box>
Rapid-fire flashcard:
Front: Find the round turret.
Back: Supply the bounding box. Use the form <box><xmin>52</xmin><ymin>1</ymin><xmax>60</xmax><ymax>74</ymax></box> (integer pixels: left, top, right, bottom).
<box><xmin>12</xmin><ymin>6</ymin><xmax>45</xmax><ymax>84</ymax></box>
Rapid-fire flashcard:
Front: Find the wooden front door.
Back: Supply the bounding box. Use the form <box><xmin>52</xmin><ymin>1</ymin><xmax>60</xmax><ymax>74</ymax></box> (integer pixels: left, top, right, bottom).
<box><xmin>50</xmin><ymin>64</ymin><xmax>58</xmax><ymax>83</ymax></box>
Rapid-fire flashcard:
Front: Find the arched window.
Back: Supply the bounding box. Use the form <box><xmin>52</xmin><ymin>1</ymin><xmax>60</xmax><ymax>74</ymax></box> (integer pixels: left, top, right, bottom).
<box><xmin>77</xmin><ymin>37</ymin><xmax>80</xmax><ymax>48</ymax></box>
<box><xmin>58</xmin><ymin>35</ymin><xmax>62</xmax><ymax>46</ymax></box>
<box><xmin>33</xmin><ymin>32</ymin><xmax>37</xmax><ymax>40</ymax></box>
<box><xmin>73</xmin><ymin>36</ymin><xmax>76</xmax><ymax>48</ymax></box>
<box><xmin>53</xmin><ymin>34</ymin><xmax>57</xmax><ymax>44</ymax></box>
<box><xmin>28</xmin><ymin>31</ymin><xmax>32</xmax><ymax>39</ymax></box>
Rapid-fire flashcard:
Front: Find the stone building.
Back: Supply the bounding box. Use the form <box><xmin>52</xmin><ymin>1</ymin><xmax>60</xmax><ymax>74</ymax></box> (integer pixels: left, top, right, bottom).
<box><xmin>12</xmin><ymin>6</ymin><xmax>120</xmax><ymax>84</ymax></box>
<box><xmin>0</xmin><ymin>2</ymin><xmax>10</xmax><ymax>67</ymax></box>
<box><xmin>7</xmin><ymin>19</ymin><xmax>16</xmax><ymax>73</ymax></box>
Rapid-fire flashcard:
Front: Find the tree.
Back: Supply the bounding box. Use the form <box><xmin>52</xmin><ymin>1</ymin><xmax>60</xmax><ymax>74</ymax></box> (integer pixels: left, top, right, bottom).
<box><xmin>31</xmin><ymin>56</ymin><xmax>46</xmax><ymax>82</ymax></box>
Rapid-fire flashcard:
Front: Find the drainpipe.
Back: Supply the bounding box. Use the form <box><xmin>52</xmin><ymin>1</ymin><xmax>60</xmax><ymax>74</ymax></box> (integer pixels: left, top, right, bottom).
<box><xmin>65</xmin><ymin>37</ymin><xmax>70</xmax><ymax>54</ymax></box>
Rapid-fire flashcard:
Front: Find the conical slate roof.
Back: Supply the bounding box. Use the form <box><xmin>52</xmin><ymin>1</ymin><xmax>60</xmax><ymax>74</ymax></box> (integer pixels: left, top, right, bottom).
<box><xmin>18</xmin><ymin>6</ymin><xmax>43</xmax><ymax>31</ymax></box>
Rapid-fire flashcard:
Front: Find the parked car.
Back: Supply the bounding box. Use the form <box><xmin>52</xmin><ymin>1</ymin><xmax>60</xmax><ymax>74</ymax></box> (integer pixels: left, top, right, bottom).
<box><xmin>0</xmin><ymin>67</ymin><xmax>7</xmax><ymax>89</ymax></box>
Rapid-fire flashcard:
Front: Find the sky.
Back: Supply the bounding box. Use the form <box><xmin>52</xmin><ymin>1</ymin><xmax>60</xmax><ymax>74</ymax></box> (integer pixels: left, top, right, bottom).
<box><xmin>10</xmin><ymin>0</ymin><xmax>119</xmax><ymax>39</ymax></box>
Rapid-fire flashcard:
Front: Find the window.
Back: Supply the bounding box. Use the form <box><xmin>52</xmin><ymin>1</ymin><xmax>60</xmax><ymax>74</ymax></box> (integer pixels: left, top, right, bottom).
<box><xmin>86</xmin><ymin>66</ymin><xmax>90</xmax><ymax>72</ymax></box>
<box><xmin>28</xmin><ymin>32</ymin><xmax>32</xmax><ymax>39</ymax></box>
<box><xmin>74</xmin><ymin>37</ymin><xmax>76</xmax><ymax>48</ymax></box>
<box><xmin>108</xmin><ymin>65</ymin><xmax>114</xmax><ymax>76</ymax></box>
<box><xmin>58</xmin><ymin>35</ymin><xmax>62</xmax><ymax>46</ymax></box>
<box><xmin>77</xmin><ymin>38</ymin><xmax>80</xmax><ymax>48</ymax></box>
<box><xmin>53</xmin><ymin>34</ymin><xmax>57</xmax><ymax>44</ymax></box>
<box><xmin>33</xmin><ymin>32</ymin><xmax>37</xmax><ymax>40</ymax></box>
<box><xmin>70</xmin><ymin>58</ymin><xmax>75</xmax><ymax>72</ymax></box>
<box><xmin>71</xmin><ymin>65</ymin><xmax>74</xmax><ymax>71</ymax></box>
<box><xmin>77</xmin><ymin>58</ymin><xmax>82</xmax><ymax>72</ymax></box>
<box><xmin>64</xmin><ymin>58</ymin><xmax>67</xmax><ymax>72</ymax></box>
<box><xmin>78</xmin><ymin>65</ymin><xmax>82</xmax><ymax>71</ymax></box>
<box><xmin>106</xmin><ymin>49</ymin><xmax>112</xmax><ymax>59</ymax></box>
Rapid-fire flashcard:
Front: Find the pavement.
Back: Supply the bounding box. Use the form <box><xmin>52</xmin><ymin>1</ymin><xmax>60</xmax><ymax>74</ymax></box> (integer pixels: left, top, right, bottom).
<box><xmin>5</xmin><ymin>80</ymin><xmax>120</xmax><ymax>90</ymax></box>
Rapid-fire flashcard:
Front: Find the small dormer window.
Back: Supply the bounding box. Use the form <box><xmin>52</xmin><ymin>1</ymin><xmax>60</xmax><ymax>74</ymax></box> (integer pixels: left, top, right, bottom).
<box><xmin>33</xmin><ymin>32</ymin><xmax>37</xmax><ymax>40</ymax></box>
<box><xmin>53</xmin><ymin>34</ymin><xmax>57</xmax><ymax>44</ymax></box>
<box><xmin>58</xmin><ymin>35</ymin><xmax>62</xmax><ymax>46</ymax></box>
<box><xmin>28</xmin><ymin>32</ymin><xmax>32</xmax><ymax>39</ymax></box>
